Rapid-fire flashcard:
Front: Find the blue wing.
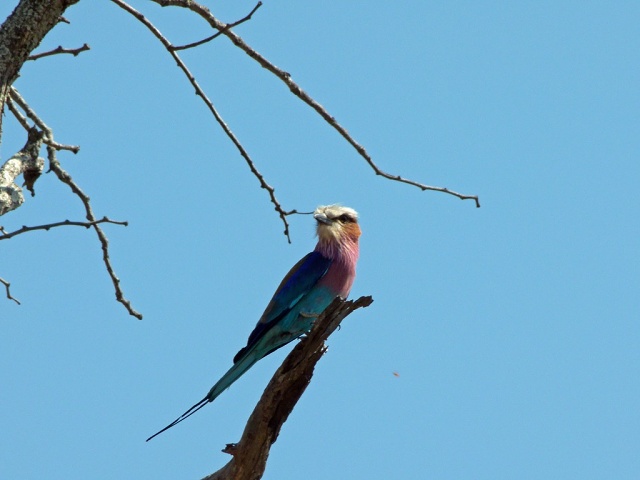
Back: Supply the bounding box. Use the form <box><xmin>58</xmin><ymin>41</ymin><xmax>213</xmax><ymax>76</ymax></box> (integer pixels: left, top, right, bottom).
<box><xmin>147</xmin><ymin>251</ymin><xmax>332</xmax><ymax>441</ymax></box>
<box><xmin>233</xmin><ymin>251</ymin><xmax>331</xmax><ymax>363</ymax></box>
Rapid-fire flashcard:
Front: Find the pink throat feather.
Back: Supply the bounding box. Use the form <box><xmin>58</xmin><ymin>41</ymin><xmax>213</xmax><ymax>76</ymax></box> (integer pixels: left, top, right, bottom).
<box><xmin>314</xmin><ymin>229</ymin><xmax>359</xmax><ymax>298</ymax></box>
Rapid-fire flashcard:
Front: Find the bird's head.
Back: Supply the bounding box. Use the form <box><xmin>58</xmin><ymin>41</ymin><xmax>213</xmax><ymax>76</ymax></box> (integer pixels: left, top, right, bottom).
<box><xmin>313</xmin><ymin>204</ymin><xmax>361</xmax><ymax>246</ymax></box>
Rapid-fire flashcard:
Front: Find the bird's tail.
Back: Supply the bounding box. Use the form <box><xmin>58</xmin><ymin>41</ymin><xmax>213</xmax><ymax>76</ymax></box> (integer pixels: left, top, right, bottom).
<box><xmin>145</xmin><ymin>395</ymin><xmax>209</xmax><ymax>442</ymax></box>
<box><xmin>145</xmin><ymin>349</ymin><xmax>262</xmax><ymax>442</ymax></box>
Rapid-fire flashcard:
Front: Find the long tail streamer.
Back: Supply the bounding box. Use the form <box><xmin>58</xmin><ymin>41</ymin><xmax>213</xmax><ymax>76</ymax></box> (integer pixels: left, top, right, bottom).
<box><xmin>146</xmin><ymin>397</ymin><xmax>209</xmax><ymax>442</ymax></box>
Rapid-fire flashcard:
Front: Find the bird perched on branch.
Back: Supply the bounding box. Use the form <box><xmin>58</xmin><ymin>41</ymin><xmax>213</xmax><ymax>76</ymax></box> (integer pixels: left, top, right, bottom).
<box><xmin>147</xmin><ymin>204</ymin><xmax>360</xmax><ymax>441</ymax></box>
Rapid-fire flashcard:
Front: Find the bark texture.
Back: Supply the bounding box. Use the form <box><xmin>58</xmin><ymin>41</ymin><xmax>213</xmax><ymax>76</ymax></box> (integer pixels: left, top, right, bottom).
<box><xmin>0</xmin><ymin>126</ymin><xmax>43</xmax><ymax>215</ymax></box>
<box><xmin>0</xmin><ymin>0</ymin><xmax>79</xmax><ymax>136</ymax></box>
<box><xmin>203</xmin><ymin>296</ymin><xmax>373</xmax><ymax>480</ymax></box>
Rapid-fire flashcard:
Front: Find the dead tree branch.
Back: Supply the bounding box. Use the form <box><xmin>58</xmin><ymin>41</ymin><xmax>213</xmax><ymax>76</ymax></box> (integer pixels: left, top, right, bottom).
<box><xmin>111</xmin><ymin>0</ymin><xmax>295</xmax><ymax>241</ymax></box>
<box><xmin>172</xmin><ymin>2</ymin><xmax>262</xmax><ymax>51</ymax></box>
<box><xmin>0</xmin><ymin>126</ymin><xmax>44</xmax><ymax>215</ymax></box>
<box><xmin>203</xmin><ymin>295</ymin><xmax>373</xmax><ymax>480</ymax></box>
<box><xmin>0</xmin><ymin>276</ymin><xmax>20</xmax><ymax>305</ymax></box>
<box><xmin>0</xmin><ymin>216</ymin><xmax>128</xmax><ymax>241</ymax></box>
<box><xmin>0</xmin><ymin>0</ymin><xmax>79</xmax><ymax>136</ymax></box>
<box><xmin>6</xmin><ymin>87</ymin><xmax>142</xmax><ymax>319</ymax></box>
<box><xmin>27</xmin><ymin>43</ymin><xmax>90</xmax><ymax>61</ymax></box>
<box><xmin>6</xmin><ymin>96</ymin><xmax>80</xmax><ymax>153</ymax></box>
<box><xmin>151</xmin><ymin>0</ymin><xmax>480</xmax><ymax>208</ymax></box>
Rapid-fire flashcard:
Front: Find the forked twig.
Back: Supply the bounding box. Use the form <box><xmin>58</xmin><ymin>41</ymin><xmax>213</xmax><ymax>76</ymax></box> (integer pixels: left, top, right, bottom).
<box><xmin>8</xmin><ymin>87</ymin><xmax>142</xmax><ymax>319</ymax></box>
<box><xmin>172</xmin><ymin>2</ymin><xmax>262</xmax><ymax>51</ymax></box>
<box><xmin>111</xmin><ymin>0</ymin><xmax>295</xmax><ymax>241</ymax></box>
<box><xmin>151</xmin><ymin>0</ymin><xmax>480</xmax><ymax>208</ymax></box>
<box><xmin>6</xmin><ymin>96</ymin><xmax>80</xmax><ymax>153</ymax></box>
<box><xmin>0</xmin><ymin>217</ymin><xmax>128</xmax><ymax>241</ymax></box>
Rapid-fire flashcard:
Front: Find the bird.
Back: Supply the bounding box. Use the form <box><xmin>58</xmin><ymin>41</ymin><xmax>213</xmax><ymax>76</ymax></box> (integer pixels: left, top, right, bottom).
<box><xmin>146</xmin><ymin>204</ymin><xmax>360</xmax><ymax>441</ymax></box>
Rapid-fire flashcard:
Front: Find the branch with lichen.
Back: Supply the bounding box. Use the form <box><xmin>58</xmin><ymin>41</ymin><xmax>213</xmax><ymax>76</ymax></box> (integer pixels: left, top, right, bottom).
<box><xmin>0</xmin><ymin>0</ymin><xmax>79</xmax><ymax>135</ymax></box>
<box><xmin>0</xmin><ymin>126</ymin><xmax>45</xmax><ymax>216</ymax></box>
<box><xmin>5</xmin><ymin>87</ymin><xmax>142</xmax><ymax>319</ymax></box>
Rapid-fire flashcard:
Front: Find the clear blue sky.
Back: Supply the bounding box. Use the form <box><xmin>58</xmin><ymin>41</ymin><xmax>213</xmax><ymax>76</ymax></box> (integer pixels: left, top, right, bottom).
<box><xmin>1</xmin><ymin>1</ymin><xmax>639</xmax><ymax>479</ymax></box>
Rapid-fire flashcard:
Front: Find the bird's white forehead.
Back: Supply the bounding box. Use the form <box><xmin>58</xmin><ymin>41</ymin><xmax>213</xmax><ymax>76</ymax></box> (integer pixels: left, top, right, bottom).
<box><xmin>314</xmin><ymin>204</ymin><xmax>358</xmax><ymax>219</ymax></box>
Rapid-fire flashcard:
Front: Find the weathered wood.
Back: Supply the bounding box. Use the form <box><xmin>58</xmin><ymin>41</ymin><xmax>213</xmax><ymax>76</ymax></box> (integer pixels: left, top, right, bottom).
<box><xmin>203</xmin><ymin>295</ymin><xmax>373</xmax><ymax>480</ymax></box>
<box><xmin>0</xmin><ymin>0</ymin><xmax>79</xmax><ymax>136</ymax></box>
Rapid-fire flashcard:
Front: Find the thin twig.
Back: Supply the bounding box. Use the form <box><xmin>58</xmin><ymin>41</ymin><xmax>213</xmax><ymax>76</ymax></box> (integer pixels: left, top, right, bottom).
<box><xmin>6</xmin><ymin>96</ymin><xmax>80</xmax><ymax>154</ymax></box>
<box><xmin>8</xmin><ymin>87</ymin><xmax>142</xmax><ymax>319</ymax></box>
<box><xmin>0</xmin><ymin>277</ymin><xmax>21</xmax><ymax>305</ymax></box>
<box><xmin>0</xmin><ymin>217</ymin><xmax>128</xmax><ymax>241</ymax></box>
<box><xmin>111</xmin><ymin>0</ymin><xmax>295</xmax><ymax>241</ymax></box>
<box><xmin>172</xmin><ymin>2</ymin><xmax>261</xmax><ymax>51</ymax></box>
<box><xmin>152</xmin><ymin>0</ymin><xmax>480</xmax><ymax>208</ymax></box>
<box><xmin>27</xmin><ymin>43</ymin><xmax>90</xmax><ymax>61</ymax></box>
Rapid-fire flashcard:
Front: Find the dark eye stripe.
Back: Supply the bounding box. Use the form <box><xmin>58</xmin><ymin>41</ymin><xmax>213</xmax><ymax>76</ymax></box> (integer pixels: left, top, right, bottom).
<box><xmin>337</xmin><ymin>214</ymin><xmax>354</xmax><ymax>223</ymax></box>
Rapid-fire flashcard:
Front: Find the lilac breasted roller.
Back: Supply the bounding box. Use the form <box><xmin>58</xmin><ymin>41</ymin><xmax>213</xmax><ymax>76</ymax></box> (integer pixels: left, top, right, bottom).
<box><xmin>146</xmin><ymin>205</ymin><xmax>360</xmax><ymax>441</ymax></box>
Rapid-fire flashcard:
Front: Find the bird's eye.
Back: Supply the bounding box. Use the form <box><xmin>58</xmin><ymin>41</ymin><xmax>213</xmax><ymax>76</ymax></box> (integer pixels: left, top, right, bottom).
<box><xmin>337</xmin><ymin>214</ymin><xmax>352</xmax><ymax>223</ymax></box>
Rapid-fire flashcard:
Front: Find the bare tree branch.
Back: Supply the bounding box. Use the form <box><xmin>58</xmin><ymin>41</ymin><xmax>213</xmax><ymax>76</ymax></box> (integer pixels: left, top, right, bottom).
<box><xmin>0</xmin><ymin>276</ymin><xmax>20</xmax><ymax>305</ymax></box>
<box><xmin>0</xmin><ymin>126</ymin><xmax>44</xmax><ymax>215</ymax></box>
<box><xmin>203</xmin><ymin>295</ymin><xmax>373</xmax><ymax>480</ymax></box>
<box><xmin>111</xmin><ymin>0</ymin><xmax>294</xmax><ymax>242</ymax></box>
<box><xmin>0</xmin><ymin>216</ymin><xmax>128</xmax><ymax>241</ymax></box>
<box><xmin>7</xmin><ymin>87</ymin><xmax>142</xmax><ymax>319</ymax></box>
<box><xmin>27</xmin><ymin>43</ymin><xmax>90</xmax><ymax>61</ymax></box>
<box><xmin>0</xmin><ymin>0</ymin><xmax>79</xmax><ymax>137</ymax></box>
<box><xmin>6</xmin><ymin>96</ymin><xmax>80</xmax><ymax>153</ymax></box>
<box><xmin>151</xmin><ymin>0</ymin><xmax>481</xmax><ymax>208</ymax></box>
<box><xmin>172</xmin><ymin>2</ymin><xmax>262</xmax><ymax>51</ymax></box>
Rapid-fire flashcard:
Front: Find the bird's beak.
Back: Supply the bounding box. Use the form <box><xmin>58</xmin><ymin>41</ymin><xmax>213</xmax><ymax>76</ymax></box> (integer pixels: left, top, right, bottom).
<box><xmin>313</xmin><ymin>212</ymin><xmax>332</xmax><ymax>225</ymax></box>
